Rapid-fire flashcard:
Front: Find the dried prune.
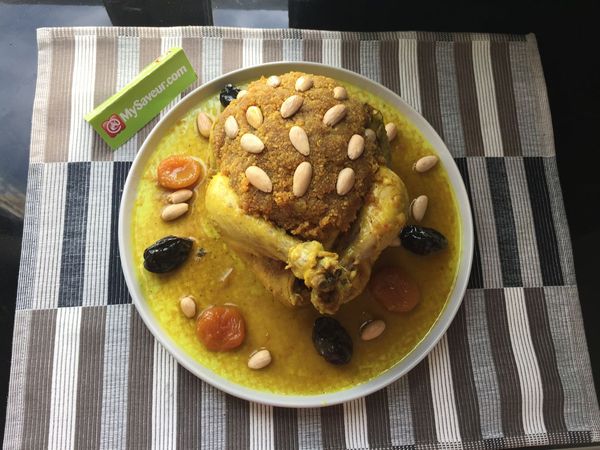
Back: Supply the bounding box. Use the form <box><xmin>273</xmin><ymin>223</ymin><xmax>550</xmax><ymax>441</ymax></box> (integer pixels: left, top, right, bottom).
<box><xmin>312</xmin><ymin>317</ymin><xmax>353</xmax><ymax>365</ymax></box>
<box><xmin>219</xmin><ymin>84</ymin><xmax>240</xmax><ymax>107</ymax></box>
<box><xmin>400</xmin><ymin>225</ymin><xmax>448</xmax><ymax>255</ymax></box>
<box><xmin>143</xmin><ymin>236</ymin><xmax>193</xmax><ymax>273</ymax></box>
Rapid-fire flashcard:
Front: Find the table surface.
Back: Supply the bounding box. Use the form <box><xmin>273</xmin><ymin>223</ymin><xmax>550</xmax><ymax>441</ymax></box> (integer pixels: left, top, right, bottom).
<box><xmin>0</xmin><ymin>0</ymin><xmax>598</xmax><ymax>446</ymax></box>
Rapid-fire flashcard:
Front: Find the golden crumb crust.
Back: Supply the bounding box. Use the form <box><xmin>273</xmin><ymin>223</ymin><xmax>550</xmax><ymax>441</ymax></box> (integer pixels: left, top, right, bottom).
<box><xmin>210</xmin><ymin>72</ymin><xmax>381</xmax><ymax>240</ymax></box>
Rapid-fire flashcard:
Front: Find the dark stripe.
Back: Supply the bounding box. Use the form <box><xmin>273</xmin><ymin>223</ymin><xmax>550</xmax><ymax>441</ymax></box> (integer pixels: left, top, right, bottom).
<box><xmin>222</xmin><ymin>38</ymin><xmax>243</xmax><ymax>74</ymax></box>
<box><xmin>273</xmin><ymin>407</ymin><xmax>298</xmax><ymax>450</ymax></box>
<box><xmin>380</xmin><ymin>40</ymin><xmax>400</xmax><ymax>95</ymax></box>
<box><xmin>320</xmin><ymin>404</ymin><xmax>345</xmax><ymax>449</ymax></box>
<box><xmin>524</xmin><ymin>288</ymin><xmax>567</xmax><ymax>433</ymax></box>
<box><xmin>303</xmin><ymin>37</ymin><xmax>322</xmax><ymax>63</ymax></box>
<box><xmin>490</xmin><ymin>42</ymin><xmax>522</xmax><ymax>156</ymax></box>
<box><xmin>486</xmin><ymin>158</ymin><xmax>522</xmax><ymax>287</ymax></box>
<box><xmin>341</xmin><ymin>40</ymin><xmax>360</xmax><ymax>73</ymax></box>
<box><xmin>182</xmin><ymin>35</ymin><xmax>203</xmax><ymax>94</ymax></box>
<box><xmin>455</xmin><ymin>158</ymin><xmax>484</xmax><ymax>289</ymax></box>
<box><xmin>484</xmin><ymin>289</ymin><xmax>524</xmax><ymax>437</ymax></box>
<box><xmin>523</xmin><ymin>158</ymin><xmax>564</xmax><ymax>286</ymax></box>
<box><xmin>262</xmin><ymin>39</ymin><xmax>283</xmax><ymax>63</ymax></box>
<box><xmin>74</xmin><ymin>306</ymin><xmax>106</xmax><ymax>450</ymax></box>
<box><xmin>407</xmin><ymin>359</ymin><xmax>437</xmax><ymax>443</ymax></box>
<box><xmin>226</xmin><ymin>395</ymin><xmax>249</xmax><ymax>450</ymax></box>
<box><xmin>21</xmin><ymin>309</ymin><xmax>57</xmax><ymax>450</ymax></box>
<box><xmin>126</xmin><ymin>309</ymin><xmax>154</xmax><ymax>449</ymax></box>
<box><xmin>454</xmin><ymin>42</ymin><xmax>485</xmax><ymax>156</ymax></box>
<box><xmin>107</xmin><ymin>161</ymin><xmax>131</xmax><ymax>305</ymax></box>
<box><xmin>177</xmin><ymin>366</ymin><xmax>203</xmax><ymax>449</ymax></box>
<box><xmin>92</xmin><ymin>36</ymin><xmax>118</xmax><ymax>161</ymax></box>
<box><xmin>446</xmin><ymin>305</ymin><xmax>482</xmax><ymax>441</ymax></box>
<box><xmin>365</xmin><ymin>389</ymin><xmax>391</xmax><ymax>448</ymax></box>
<box><xmin>58</xmin><ymin>162</ymin><xmax>91</xmax><ymax>307</ymax></box>
<box><xmin>417</xmin><ymin>41</ymin><xmax>444</xmax><ymax>137</ymax></box>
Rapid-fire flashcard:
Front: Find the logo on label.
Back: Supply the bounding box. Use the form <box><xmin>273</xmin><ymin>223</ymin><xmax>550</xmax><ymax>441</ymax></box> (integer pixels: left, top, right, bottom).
<box><xmin>102</xmin><ymin>114</ymin><xmax>126</xmax><ymax>137</ymax></box>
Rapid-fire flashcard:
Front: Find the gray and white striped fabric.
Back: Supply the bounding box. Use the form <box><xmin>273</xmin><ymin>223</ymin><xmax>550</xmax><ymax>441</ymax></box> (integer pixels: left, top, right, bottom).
<box><xmin>4</xmin><ymin>27</ymin><xmax>600</xmax><ymax>449</ymax></box>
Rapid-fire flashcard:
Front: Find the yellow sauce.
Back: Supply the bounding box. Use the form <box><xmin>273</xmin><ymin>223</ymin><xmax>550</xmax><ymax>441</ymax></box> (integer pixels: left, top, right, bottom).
<box><xmin>131</xmin><ymin>83</ymin><xmax>460</xmax><ymax>395</ymax></box>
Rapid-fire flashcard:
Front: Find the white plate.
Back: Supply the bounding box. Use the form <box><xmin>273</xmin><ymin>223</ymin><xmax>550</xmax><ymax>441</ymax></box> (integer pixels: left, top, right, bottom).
<box><xmin>118</xmin><ymin>62</ymin><xmax>474</xmax><ymax>407</ymax></box>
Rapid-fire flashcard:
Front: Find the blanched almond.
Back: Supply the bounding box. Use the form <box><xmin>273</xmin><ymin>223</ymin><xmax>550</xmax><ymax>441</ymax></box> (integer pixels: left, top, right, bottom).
<box><xmin>333</xmin><ymin>86</ymin><xmax>348</xmax><ymax>100</ymax></box>
<box><xmin>414</xmin><ymin>155</ymin><xmax>439</xmax><ymax>173</ymax></box>
<box><xmin>293</xmin><ymin>162</ymin><xmax>312</xmax><ymax>197</ymax></box>
<box><xmin>240</xmin><ymin>133</ymin><xmax>265</xmax><ymax>154</ymax></box>
<box><xmin>289</xmin><ymin>126</ymin><xmax>310</xmax><ymax>156</ymax></box>
<box><xmin>196</xmin><ymin>112</ymin><xmax>212</xmax><ymax>138</ymax></box>
<box><xmin>323</xmin><ymin>104</ymin><xmax>347</xmax><ymax>127</ymax></box>
<box><xmin>180</xmin><ymin>296</ymin><xmax>197</xmax><ymax>318</ymax></box>
<box><xmin>161</xmin><ymin>203</ymin><xmax>189</xmax><ymax>221</ymax></box>
<box><xmin>267</xmin><ymin>75</ymin><xmax>281</xmax><ymax>87</ymax></box>
<box><xmin>245</xmin><ymin>166</ymin><xmax>272</xmax><ymax>193</ymax></box>
<box><xmin>411</xmin><ymin>195</ymin><xmax>429</xmax><ymax>222</ymax></box>
<box><xmin>237</xmin><ymin>89</ymin><xmax>248</xmax><ymax>99</ymax></box>
<box><xmin>295</xmin><ymin>76</ymin><xmax>314</xmax><ymax>92</ymax></box>
<box><xmin>385</xmin><ymin>122</ymin><xmax>398</xmax><ymax>141</ymax></box>
<box><xmin>246</xmin><ymin>106</ymin><xmax>263</xmax><ymax>129</ymax></box>
<box><xmin>248</xmin><ymin>348</ymin><xmax>272</xmax><ymax>370</ymax></box>
<box><xmin>224</xmin><ymin>115</ymin><xmax>239</xmax><ymax>139</ymax></box>
<box><xmin>360</xmin><ymin>320</ymin><xmax>386</xmax><ymax>341</ymax></box>
<box><xmin>347</xmin><ymin>134</ymin><xmax>365</xmax><ymax>160</ymax></box>
<box><xmin>336</xmin><ymin>167</ymin><xmax>355</xmax><ymax>195</ymax></box>
<box><xmin>167</xmin><ymin>189</ymin><xmax>193</xmax><ymax>204</ymax></box>
<box><xmin>280</xmin><ymin>95</ymin><xmax>304</xmax><ymax>118</ymax></box>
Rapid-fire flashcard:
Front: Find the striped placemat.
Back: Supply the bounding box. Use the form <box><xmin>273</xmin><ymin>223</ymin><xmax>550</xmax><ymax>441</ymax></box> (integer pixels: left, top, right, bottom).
<box><xmin>4</xmin><ymin>26</ymin><xmax>600</xmax><ymax>450</ymax></box>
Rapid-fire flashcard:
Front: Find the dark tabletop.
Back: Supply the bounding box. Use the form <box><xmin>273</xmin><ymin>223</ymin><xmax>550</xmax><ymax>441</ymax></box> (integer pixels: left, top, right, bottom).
<box><xmin>1</xmin><ymin>0</ymin><xmax>598</xmax><ymax>446</ymax></box>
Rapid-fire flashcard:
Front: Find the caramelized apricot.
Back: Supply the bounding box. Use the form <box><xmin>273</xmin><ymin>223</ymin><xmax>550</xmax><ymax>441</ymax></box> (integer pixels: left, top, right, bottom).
<box><xmin>157</xmin><ymin>155</ymin><xmax>203</xmax><ymax>190</ymax></box>
<box><xmin>369</xmin><ymin>266</ymin><xmax>421</xmax><ymax>313</ymax></box>
<box><xmin>196</xmin><ymin>305</ymin><xmax>246</xmax><ymax>351</ymax></box>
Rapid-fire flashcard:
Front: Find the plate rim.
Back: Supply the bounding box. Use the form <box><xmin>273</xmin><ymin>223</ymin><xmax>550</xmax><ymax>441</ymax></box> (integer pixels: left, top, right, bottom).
<box><xmin>118</xmin><ymin>61</ymin><xmax>474</xmax><ymax>408</ymax></box>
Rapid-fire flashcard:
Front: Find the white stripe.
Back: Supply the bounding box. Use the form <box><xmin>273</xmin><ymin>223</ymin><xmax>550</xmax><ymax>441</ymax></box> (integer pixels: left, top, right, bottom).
<box><xmin>472</xmin><ymin>40</ymin><xmax>504</xmax><ymax>156</ymax></box>
<box><xmin>113</xmin><ymin>36</ymin><xmax>140</xmax><ymax>162</ymax></box>
<box><xmin>298</xmin><ymin>409</ymin><xmax>323</xmax><ymax>450</ymax></box>
<box><xmin>81</xmin><ymin>162</ymin><xmax>113</xmax><ymax>306</ymax></box>
<box><xmin>202</xmin><ymin>37</ymin><xmax>223</xmax><ymax>82</ymax></box>
<box><xmin>250</xmin><ymin>402</ymin><xmax>274</xmax><ymax>450</ymax></box>
<box><xmin>360</xmin><ymin>40</ymin><xmax>381</xmax><ymax>83</ymax></box>
<box><xmin>160</xmin><ymin>34</ymin><xmax>183</xmax><ymax>120</ymax></box>
<box><xmin>504</xmin><ymin>288</ymin><xmax>547</xmax><ymax>436</ymax></box>
<box><xmin>428</xmin><ymin>335</ymin><xmax>462</xmax><ymax>443</ymax></box>
<box><xmin>31</xmin><ymin>30</ymin><xmax>53</xmax><ymax>162</ymax></box>
<box><xmin>343</xmin><ymin>397</ymin><xmax>369</xmax><ymax>449</ymax></box>
<box><xmin>200</xmin><ymin>384</ymin><xmax>226</xmax><ymax>450</ymax></box>
<box><xmin>283</xmin><ymin>38</ymin><xmax>303</xmax><ymax>61</ymax></box>
<box><xmin>151</xmin><ymin>341</ymin><xmax>178</xmax><ymax>450</ymax></box>
<box><xmin>47</xmin><ymin>307</ymin><xmax>82</xmax><ymax>450</ymax></box>
<box><xmin>388</xmin><ymin>376</ymin><xmax>415</xmax><ymax>446</ymax></box>
<box><xmin>322</xmin><ymin>34</ymin><xmax>342</xmax><ymax>67</ymax></box>
<box><xmin>99</xmin><ymin>304</ymin><xmax>131</xmax><ymax>450</ymax></box>
<box><xmin>32</xmin><ymin>164</ymin><xmax>68</xmax><ymax>309</ymax></box>
<box><xmin>243</xmin><ymin>38</ymin><xmax>263</xmax><ymax>68</ymax></box>
<box><xmin>397</xmin><ymin>39</ymin><xmax>422</xmax><ymax>113</ymax></box>
<box><xmin>68</xmin><ymin>34</ymin><xmax>96</xmax><ymax>162</ymax></box>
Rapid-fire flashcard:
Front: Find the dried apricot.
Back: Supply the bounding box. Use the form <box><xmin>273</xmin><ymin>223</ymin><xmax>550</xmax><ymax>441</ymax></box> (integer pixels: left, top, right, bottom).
<box><xmin>196</xmin><ymin>305</ymin><xmax>246</xmax><ymax>351</ymax></box>
<box><xmin>369</xmin><ymin>266</ymin><xmax>421</xmax><ymax>313</ymax></box>
<box><xmin>157</xmin><ymin>155</ymin><xmax>203</xmax><ymax>190</ymax></box>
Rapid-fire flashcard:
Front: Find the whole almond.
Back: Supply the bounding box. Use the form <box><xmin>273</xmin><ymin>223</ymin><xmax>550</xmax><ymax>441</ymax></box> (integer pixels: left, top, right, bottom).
<box><xmin>414</xmin><ymin>155</ymin><xmax>439</xmax><ymax>173</ymax></box>
<box><xmin>236</xmin><ymin>89</ymin><xmax>248</xmax><ymax>99</ymax></box>
<box><xmin>293</xmin><ymin>162</ymin><xmax>312</xmax><ymax>197</ymax></box>
<box><xmin>336</xmin><ymin>167</ymin><xmax>356</xmax><ymax>195</ymax></box>
<box><xmin>224</xmin><ymin>115</ymin><xmax>239</xmax><ymax>139</ymax></box>
<box><xmin>161</xmin><ymin>203</ymin><xmax>189</xmax><ymax>221</ymax></box>
<box><xmin>167</xmin><ymin>189</ymin><xmax>193</xmax><ymax>204</ymax></box>
<box><xmin>347</xmin><ymin>134</ymin><xmax>365</xmax><ymax>160</ymax></box>
<box><xmin>248</xmin><ymin>348</ymin><xmax>272</xmax><ymax>370</ymax></box>
<box><xmin>411</xmin><ymin>195</ymin><xmax>429</xmax><ymax>222</ymax></box>
<box><xmin>245</xmin><ymin>166</ymin><xmax>272</xmax><ymax>193</ymax></box>
<box><xmin>240</xmin><ymin>133</ymin><xmax>265</xmax><ymax>154</ymax></box>
<box><xmin>280</xmin><ymin>95</ymin><xmax>304</xmax><ymax>118</ymax></box>
<box><xmin>180</xmin><ymin>296</ymin><xmax>197</xmax><ymax>319</ymax></box>
<box><xmin>333</xmin><ymin>86</ymin><xmax>348</xmax><ymax>100</ymax></box>
<box><xmin>323</xmin><ymin>104</ymin><xmax>347</xmax><ymax>127</ymax></box>
<box><xmin>289</xmin><ymin>126</ymin><xmax>310</xmax><ymax>156</ymax></box>
<box><xmin>385</xmin><ymin>122</ymin><xmax>398</xmax><ymax>141</ymax></box>
<box><xmin>295</xmin><ymin>76</ymin><xmax>314</xmax><ymax>92</ymax></box>
<box><xmin>246</xmin><ymin>106</ymin><xmax>264</xmax><ymax>129</ymax></box>
<box><xmin>196</xmin><ymin>112</ymin><xmax>212</xmax><ymax>138</ymax></box>
<box><xmin>267</xmin><ymin>75</ymin><xmax>281</xmax><ymax>87</ymax></box>
<box><xmin>364</xmin><ymin>128</ymin><xmax>376</xmax><ymax>142</ymax></box>
<box><xmin>360</xmin><ymin>320</ymin><xmax>386</xmax><ymax>341</ymax></box>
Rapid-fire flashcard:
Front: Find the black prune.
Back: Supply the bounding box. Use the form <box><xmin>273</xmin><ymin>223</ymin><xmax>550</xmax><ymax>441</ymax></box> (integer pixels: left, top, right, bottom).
<box><xmin>400</xmin><ymin>225</ymin><xmax>448</xmax><ymax>255</ymax></box>
<box><xmin>312</xmin><ymin>317</ymin><xmax>353</xmax><ymax>365</ymax></box>
<box><xmin>143</xmin><ymin>236</ymin><xmax>193</xmax><ymax>273</ymax></box>
<box><xmin>219</xmin><ymin>84</ymin><xmax>240</xmax><ymax>107</ymax></box>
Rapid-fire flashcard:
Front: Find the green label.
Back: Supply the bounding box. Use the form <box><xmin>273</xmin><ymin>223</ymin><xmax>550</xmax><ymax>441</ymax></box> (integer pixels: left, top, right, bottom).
<box><xmin>84</xmin><ymin>47</ymin><xmax>197</xmax><ymax>150</ymax></box>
